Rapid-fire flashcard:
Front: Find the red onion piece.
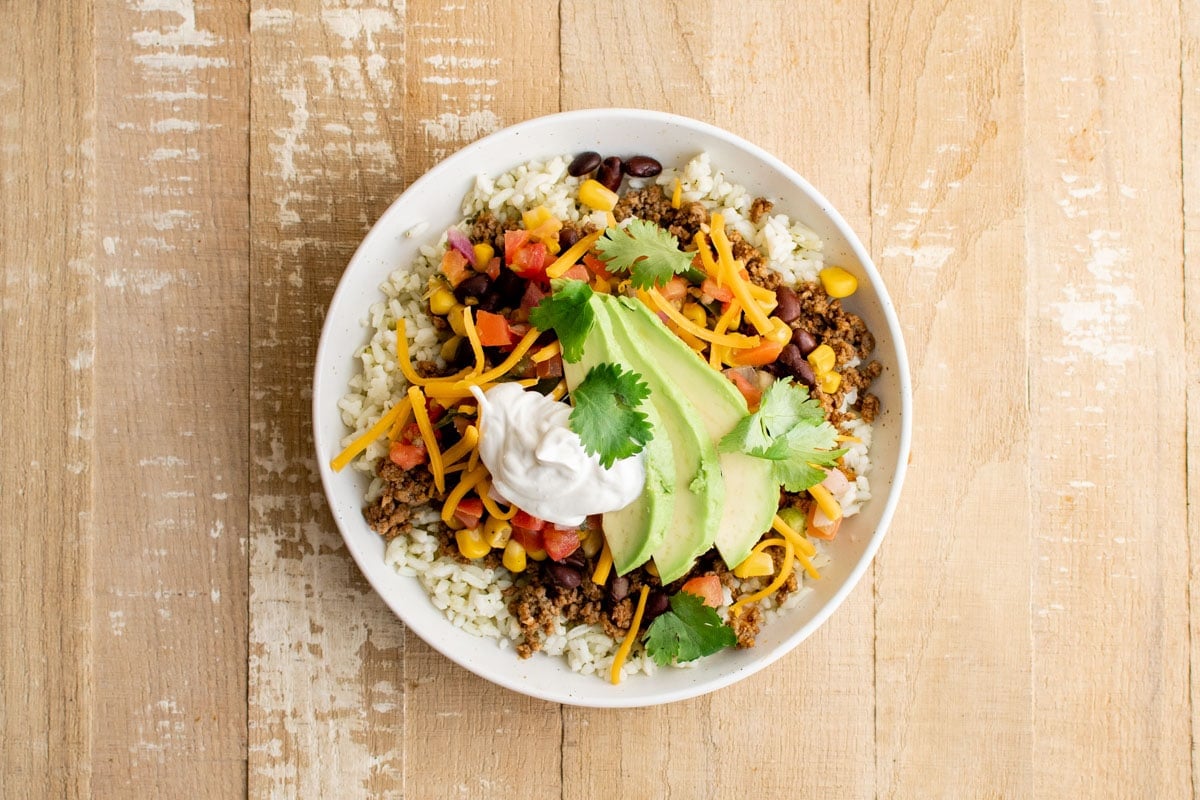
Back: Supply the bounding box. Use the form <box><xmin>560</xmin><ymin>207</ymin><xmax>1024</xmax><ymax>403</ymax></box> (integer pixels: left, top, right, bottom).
<box><xmin>446</xmin><ymin>227</ymin><xmax>476</xmax><ymax>267</ymax></box>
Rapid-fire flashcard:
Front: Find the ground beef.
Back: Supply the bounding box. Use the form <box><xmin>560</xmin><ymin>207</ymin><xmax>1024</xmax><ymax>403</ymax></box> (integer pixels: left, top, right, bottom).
<box><xmin>749</xmin><ymin>196</ymin><xmax>774</xmax><ymax>224</ymax></box>
<box><xmin>613</xmin><ymin>185</ymin><xmax>710</xmax><ymax>243</ymax></box>
<box><xmin>730</xmin><ymin>228</ymin><xmax>778</xmax><ymax>290</ymax></box>
<box><xmin>470</xmin><ymin>210</ymin><xmax>512</xmax><ymax>252</ymax></box>
<box><xmin>729</xmin><ymin>603</ymin><xmax>764</xmax><ymax>648</ymax></box>
<box><xmin>364</xmin><ymin>461</ymin><xmax>438</xmax><ymax>541</ymax></box>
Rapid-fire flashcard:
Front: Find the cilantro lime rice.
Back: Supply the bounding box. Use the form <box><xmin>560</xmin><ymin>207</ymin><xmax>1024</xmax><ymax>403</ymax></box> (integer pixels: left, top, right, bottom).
<box><xmin>332</xmin><ymin>152</ymin><xmax>880</xmax><ymax>681</ymax></box>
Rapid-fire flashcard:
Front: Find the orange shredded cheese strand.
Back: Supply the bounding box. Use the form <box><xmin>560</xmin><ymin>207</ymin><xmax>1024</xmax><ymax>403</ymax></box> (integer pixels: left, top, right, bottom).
<box><xmin>671</xmin><ymin>179</ymin><xmax>682</xmax><ymax>209</ymax></box>
<box><xmin>729</xmin><ymin>537</ymin><xmax>795</xmax><ymax>614</ymax></box>
<box><xmin>330</xmin><ymin>399</ymin><xmax>409</xmax><ymax>472</ymax></box>
<box><xmin>550</xmin><ymin>379</ymin><xmax>568</xmax><ymax>401</ymax></box>
<box><xmin>604</xmin><ymin>211</ymin><xmax>617</xmax><ymax>229</ymax></box>
<box><xmin>440</xmin><ymin>425</ymin><xmax>478</xmax><ymax>467</ymax></box>
<box><xmin>465</xmin><ymin>328</ymin><xmax>542</xmax><ymax>384</ymax></box>
<box><xmin>546</xmin><ymin>229</ymin><xmax>604</xmax><ymax>279</ymax></box>
<box><xmin>531</xmin><ymin>341</ymin><xmax>561</xmax><ymax>363</ymax></box>
<box><xmin>386</xmin><ymin>396</ymin><xmax>415</xmax><ymax>442</ymax></box>
<box><xmin>794</xmin><ymin>549</ymin><xmax>820</xmax><ymax>581</ymax></box>
<box><xmin>479</xmin><ymin>484</ymin><xmax>518</xmax><ymax>520</ymax></box>
<box><xmin>395</xmin><ymin>319</ymin><xmax>440</xmax><ymax>387</ymax></box>
<box><xmin>808</xmin><ymin>483</ymin><xmax>843</xmax><ymax>521</ymax></box>
<box><xmin>467</xmin><ymin>441</ymin><xmax>480</xmax><ymax>473</ymax></box>
<box><xmin>408</xmin><ymin>386</ymin><xmax>445</xmax><ymax>494</ymax></box>
<box><xmin>771</xmin><ymin>514</ymin><xmax>818</xmax><ymax>558</ymax></box>
<box><xmin>461</xmin><ymin>306</ymin><xmax>485</xmax><ymax>377</ymax></box>
<box><xmin>591</xmin><ymin>540</ymin><xmax>614</xmax><ymax>585</ymax></box>
<box><xmin>709</xmin><ymin>299</ymin><xmax>742</xmax><ymax>369</ymax></box>
<box><xmin>693</xmin><ymin>232</ymin><xmax>720</xmax><ymax>279</ymax></box>
<box><xmin>835</xmin><ymin>434</ymin><xmax>863</xmax><ymax>444</ymax></box>
<box><xmin>709</xmin><ymin>215</ymin><xmax>773</xmax><ymax>334</ymax></box>
<box><xmin>440</xmin><ymin>463</ymin><xmax>489</xmax><ymax>525</ymax></box>
<box><xmin>611</xmin><ymin>585</ymin><xmax>650</xmax><ymax>685</ymax></box>
<box><xmin>646</xmin><ymin>289</ymin><xmax>760</xmax><ymax>348</ymax></box>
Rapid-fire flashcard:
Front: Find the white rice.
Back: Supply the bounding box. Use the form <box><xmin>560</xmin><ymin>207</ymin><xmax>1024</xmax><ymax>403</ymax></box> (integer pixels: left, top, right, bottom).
<box><xmin>340</xmin><ymin>153</ymin><xmax>875</xmax><ymax>678</ymax></box>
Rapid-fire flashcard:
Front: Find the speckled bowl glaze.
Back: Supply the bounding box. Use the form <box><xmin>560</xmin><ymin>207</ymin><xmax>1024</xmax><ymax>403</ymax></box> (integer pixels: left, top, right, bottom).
<box><xmin>313</xmin><ymin>109</ymin><xmax>912</xmax><ymax>707</ymax></box>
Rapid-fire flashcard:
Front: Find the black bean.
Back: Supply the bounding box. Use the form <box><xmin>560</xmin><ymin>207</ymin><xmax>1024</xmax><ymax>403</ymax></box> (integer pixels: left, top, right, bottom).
<box><xmin>493</xmin><ymin>269</ymin><xmax>526</xmax><ymax>305</ymax></box>
<box><xmin>568</xmin><ymin>151</ymin><xmax>602</xmax><ymax>177</ymax></box>
<box><xmin>774</xmin><ymin>285</ymin><xmax>802</xmax><ymax>323</ymax></box>
<box><xmin>476</xmin><ymin>291</ymin><xmax>503</xmax><ymax>313</ymax></box>
<box><xmin>608</xmin><ymin>575</ymin><xmax>630</xmax><ymax>602</ymax></box>
<box><xmin>558</xmin><ymin>227</ymin><xmax>581</xmax><ymax>250</ymax></box>
<box><xmin>564</xmin><ymin>548</ymin><xmax>588</xmax><ymax>569</ymax></box>
<box><xmin>643</xmin><ymin>590</ymin><xmax>670</xmax><ymax>621</ymax></box>
<box><xmin>544</xmin><ymin>561</ymin><xmax>582</xmax><ymax>590</ymax></box>
<box><xmin>454</xmin><ymin>273</ymin><xmax>490</xmax><ymax>303</ymax></box>
<box><xmin>623</xmin><ymin>155</ymin><xmax>662</xmax><ymax>178</ymax></box>
<box><xmin>779</xmin><ymin>343</ymin><xmax>818</xmax><ymax>388</ymax></box>
<box><xmin>793</xmin><ymin>328</ymin><xmax>818</xmax><ymax>357</ymax></box>
<box><xmin>597</xmin><ymin>156</ymin><xmax>622</xmax><ymax>192</ymax></box>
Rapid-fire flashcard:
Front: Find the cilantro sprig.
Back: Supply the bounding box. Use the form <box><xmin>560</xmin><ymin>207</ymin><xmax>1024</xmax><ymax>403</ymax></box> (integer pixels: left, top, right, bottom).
<box><xmin>527</xmin><ymin>279</ymin><xmax>594</xmax><ymax>363</ymax></box>
<box><xmin>719</xmin><ymin>380</ymin><xmax>845</xmax><ymax>492</ymax></box>
<box><xmin>643</xmin><ymin>590</ymin><xmax>737</xmax><ymax>665</ymax></box>
<box><xmin>594</xmin><ymin>219</ymin><xmax>695</xmax><ymax>289</ymax></box>
<box><xmin>568</xmin><ymin>362</ymin><xmax>652</xmax><ymax>468</ymax></box>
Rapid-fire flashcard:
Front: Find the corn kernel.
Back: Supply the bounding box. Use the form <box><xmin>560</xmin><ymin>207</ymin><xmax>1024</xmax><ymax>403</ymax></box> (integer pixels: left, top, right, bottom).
<box><xmin>765</xmin><ymin>317</ymin><xmax>792</xmax><ymax>345</ymax></box>
<box><xmin>429</xmin><ymin>287</ymin><xmax>457</xmax><ymax>316</ymax></box>
<box><xmin>455</xmin><ymin>527</ymin><xmax>491</xmax><ymax>560</ymax></box>
<box><xmin>473</xmin><ymin>242</ymin><xmax>494</xmax><ymax>268</ymax></box>
<box><xmin>484</xmin><ymin>517</ymin><xmax>512</xmax><ymax>549</ymax></box>
<box><xmin>522</xmin><ymin>205</ymin><xmax>554</xmax><ymax>230</ymax></box>
<box><xmin>502</xmin><ymin>539</ymin><xmax>527</xmax><ymax>573</ymax></box>
<box><xmin>579</xmin><ymin>179</ymin><xmax>619</xmax><ymax>212</ymax></box>
<box><xmin>448</xmin><ymin>304</ymin><xmax>468</xmax><ymax>336</ymax></box>
<box><xmin>682</xmin><ymin>302</ymin><xmax>707</xmax><ymax>328</ymax></box>
<box><xmin>581</xmin><ymin>529</ymin><xmax>603</xmax><ymax>558</ymax></box>
<box><xmin>733</xmin><ymin>551</ymin><xmax>775</xmax><ymax>579</ymax></box>
<box><xmin>440</xmin><ymin>335</ymin><xmax>463</xmax><ymax>362</ymax></box>
<box><xmin>644</xmin><ymin>560</ymin><xmax>659</xmax><ymax>578</ymax></box>
<box><xmin>527</xmin><ymin>547</ymin><xmax>548</xmax><ymax>562</ymax></box>
<box><xmin>819</xmin><ymin>266</ymin><xmax>858</xmax><ymax>299</ymax></box>
<box><xmin>592</xmin><ymin>276</ymin><xmax>611</xmax><ymax>294</ymax></box>
<box><xmin>807</xmin><ymin>344</ymin><xmax>835</xmax><ymax>375</ymax></box>
<box><xmin>818</xmin><ymin>370</ymin><xmax>842</xmax><ymax>394</ymax></box>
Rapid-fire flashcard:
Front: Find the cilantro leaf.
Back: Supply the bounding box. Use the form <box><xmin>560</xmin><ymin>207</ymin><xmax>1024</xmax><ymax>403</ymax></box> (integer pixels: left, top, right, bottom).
<box><xmin>528</xmin><ymin>279</ymin><xmax>594</xmax><ymax>363</ymax></box>
<box><xmin>568</xmin><ymin>362</ymin><xmax>652</xmax><ymax>468</ymax></box>
<box><xmin>719</xmin><ymin>380</ymin><xmax>845</xmax><ymax>492</ymax></box>
<box><xmin>594</xmin><ymin>219</ymin><xmax>694</xmax><ymax>290</ymax></box>
<box><xmin>643</xmin><ymin>591</ymin><xmax>737</xmax><ymax>666</ymax></box>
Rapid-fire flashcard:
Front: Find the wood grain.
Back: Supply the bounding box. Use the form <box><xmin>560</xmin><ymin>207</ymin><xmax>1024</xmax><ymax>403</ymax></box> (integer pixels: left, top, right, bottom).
<box><xmin>870</xmin><ymin>1</ymin><xmax>1033</xmax><ymax>796</ymax></box>
<box><xmin>89</xmin><ymin>0</ymin><xmax>250</xmax><ymax>795</ymax></box>
<box><xmin>1187</xmin><ymin>0</ymin><xmax>1200</xmax><ymax>793</ymax></box>
<box><xmin>1023</xmin><ymin>1</ymin><xmax>1190</xmax><ymax>795</ymax></box>
<box><xmin>0</xmin><ymin>3</ymin><xmax>95</xmax><ymax>797</ymax></box>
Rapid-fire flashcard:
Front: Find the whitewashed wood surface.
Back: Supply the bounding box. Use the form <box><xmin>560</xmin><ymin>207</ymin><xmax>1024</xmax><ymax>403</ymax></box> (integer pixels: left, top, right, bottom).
<box><xmin>1</xmin><ymin>0</ymin><xmax>1196</xmax><ymax>797</ymax></box>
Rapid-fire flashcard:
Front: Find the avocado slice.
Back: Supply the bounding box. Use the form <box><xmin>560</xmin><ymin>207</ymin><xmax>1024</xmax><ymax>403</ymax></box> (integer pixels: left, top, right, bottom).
<box><xmin>599</xmin><ymin>296</ymin><xmax>727</xmax><ymax>583</ymax></box>
<box><xmin>561</xmin><ymin>298</ymin><xmax>676</xmax><ymax>575</ymax></box>
<box><xmin>602</xmin><ymin>296</ymin><xmax>778</xmax><ymax>570</ymax></box>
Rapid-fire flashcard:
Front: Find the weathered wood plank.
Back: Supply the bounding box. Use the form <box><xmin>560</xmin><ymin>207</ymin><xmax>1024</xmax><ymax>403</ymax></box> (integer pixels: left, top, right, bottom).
<box><xmin>1186</xmin><ymin>0</ymin><xmax>1200</xmax><ymax>792</ymax></box>
<box><xmin>88</xmin><ymin>0</ymin><xmax>250</xmax><ymax>794</ymax></box>
<box><xmin>1023</xmin><ymin>0</ymin><xmax>1189</xmax><ymax>795</ymax></box>
<box><xmin>870</xmin><ymin>1</ymin><xmax>1033</xmax><ymax>795</ymax></box>
<box><xmin>0</xmin><ymin>2</ymin><xmax>95</xmax><ymax>797</ymax></box>
<box><xmin>560</xmin><ymin>3</ymin><xmax>875</xmax><ymax>796</ymax></box>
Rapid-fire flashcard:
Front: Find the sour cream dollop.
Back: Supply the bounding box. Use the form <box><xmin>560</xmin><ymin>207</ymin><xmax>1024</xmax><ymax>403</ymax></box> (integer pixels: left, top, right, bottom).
<box><xmin>471</xmin><ymin>383</ymin><xmax>645</xmax><ymax>527</ymax></box>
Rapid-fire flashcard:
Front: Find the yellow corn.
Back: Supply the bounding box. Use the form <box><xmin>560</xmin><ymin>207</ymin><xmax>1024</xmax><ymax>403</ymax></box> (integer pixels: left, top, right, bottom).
<box><xmin>807</xmin><ymin>344</ymin><xmax>835</xmax><ymax>375</ymax></box>
<box><xmin>581</xmin><ymin>528</ymin><xmax>603</xmax><ymax>558</ymax></box>
<box><xmin>733</xmin><ymin>551</ymin><xmax>775</xmax><ymax>579</ymax></box>
<box><xmin>819</xmin><ymin>370</ymin><xmax>842</xmax><ymax>394</ymax></box>
<box><xmin>579</xmin><ymin>179</ymin><xmax>619</xmax><ymax>212</ymax></box>
<box><xmin>430</xmin><ymin>286</ymin><xmax>457</xmax><ymax>316</ymax></box>
<box><xmin>527</xmin><ymin>547</ymin><xmax>548</xmax><ymax>562</ymax></box>
<box><xmin>448</xmin><ymin>304</ymin><xmax>469</xmax><ymax>336</ymax></box>
<box><xmin>765</xmin><ymin>317</ymin><xmax>792</xmax><ymax>345</ymax></box>
<box><xmin>502</xmin><ymin>539</ymin><xmax>527</xmax><ymax>573</ymax></box>
<box><xmin>483</xmin><ymin>516</ymin><xmax>512</xmax><ymax>549</ymax></box>
<box><xmin>682</xmin><ymin>302</ymin><xmax>707</xmax><ymax>328</ymax></box>
<box><xmin>473</xmin><ymin>242</ymin><xmax>494</xmax><ymax>268</ymax></box>
<box><xmin>644</xmin><ymin>560</ymin><xmax>659</xmax><ymax>579</ymax></box>
<box><xmin>808</xmin><ymin>483</ymin><xmax>843</xmax><ymax>521</ymax></box>
<box><xmin>522</xmin><ymin>205</ymin><xmax>554</xmax><ymax>230</ymax></box>
<box><xmin>592</xmin><ymin>275</ymin><xmax>611</xmax><ymax>294</ymax></box>
<box><xmin>439</xmin><ymin>335</ymin><xmax>462</xmax><ymax>362</ymax></box>
<box><xmin>455</xmin><ymin>527</ymin><xmax>491</xmax><ymax>560</ymax></box>
<box><xmin>819</xmin><ymin>266</ymin><xmax>858</xmax><ymax>298</ymax></box>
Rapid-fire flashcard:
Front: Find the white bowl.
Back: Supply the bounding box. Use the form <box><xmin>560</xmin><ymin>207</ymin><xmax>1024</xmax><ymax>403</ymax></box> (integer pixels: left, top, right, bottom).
<box><xmin>313</xmin><ymin>109</ymin><xmax>911</xmax><ymax>707</ymax></box>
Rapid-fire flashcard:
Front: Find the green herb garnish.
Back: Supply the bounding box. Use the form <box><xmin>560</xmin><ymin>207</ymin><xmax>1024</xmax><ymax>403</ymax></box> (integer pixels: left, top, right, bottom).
<box><xmin>594</xmin><ymin>220</ymin><xmax>694</xmax><ymax>290</ymax></box>
<box><xmin>568</xmin><ymin>362</ymin><xmax>652</xmax><ymax>468</ymax></box>
<box><xmin>528</xmin><ymin>278</ymin><xmax>594</xmax><ymax>363</ymax></box>
<box><xmin>643</xmin><ymin>590</ymin><xmax>737</xmax><ymax>665</ymax></box>
<box><xmin>719</xmin><ymin>380</ymin><xmax>845</xmax><ymax>492</ymax></box>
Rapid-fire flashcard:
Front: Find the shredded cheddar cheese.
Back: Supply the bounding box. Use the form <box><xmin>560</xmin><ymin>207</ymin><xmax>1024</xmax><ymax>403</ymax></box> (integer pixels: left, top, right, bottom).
<box><xmin>440</xmin><ymin>424</ymin><xmax>478</xmax><ymax>467</ymax></box>
<box><xmin>729</xmin><ymin>537</ymin><xmax>795</xmax><ymax>614</ymax></box>
<box><xmin>386</xmin><ymin>396</ymin><xmax>415</xmax><ymax>442</ymax></box>
<box><xmin>808</xmin><ymin>483</ymin><xmax>843</xmax><ymax>522</ymax></box>
<box><xmin>709</xmin><ymin>215</ymin><xmax>773</xmax><ymax>334</ymax></box>
<box><xmin>479</xmin><ymin>484</ymin><xmax>518</xmax><ymax>520</ymax></box>
<box><xmin>531</xmin><ymin>341</ymin><xmax>561</xmax><ymax>363</ymax></box>
<box><xmin>330</xmin><ymin>398</ymin><xmax>410</xmax><ymax>472</ymax></box>
<box><xmin>466</xmin><ymin>328</ymin><xmax>541</xmax><ymax>384</ymax></box>
<box><xmin>545</xmin><ymin>230</ymin><xmax>604</xmax><ymax>279</ymax></box>
<box><xmin>408</xmin><ymin>385</ymin><xmax>446</xmax><ymax>494</ymax></box>
<box><xmin>440</xmin><ymin>463</ymin><xmax>489</xmax><ymax>526</ymax></box>
<box><xmin>591</xmin><ymin>540</ymin><xmax>614</xmax><ymax>585</ymax></box>
<box><xmin>693</xmin><ymin>231</ymin><xmax>720</xmax><ymax>279</ymax></box>
<box><xmin>550</xmin><ymin>379</ymin><xmax>568</xmax><ymax>401</ymax></box>
<box><xmin>611</xmin><ymin>585</ymin><xmax>650</xmax><ymax>685</ymax></box>
<box><xmin>645</xmin><ymin>289</ymin><xmax>760</xmax><ymax>348</ymax></box>
<box><xmin>461</xmin><ymin>306</ymin><xmax>485</xmax><ymax>377</ymax></box>
<box><xmin>771</xmin><ymin>513</ymin><xmax>818</xmax><ymax>558</ymax></box>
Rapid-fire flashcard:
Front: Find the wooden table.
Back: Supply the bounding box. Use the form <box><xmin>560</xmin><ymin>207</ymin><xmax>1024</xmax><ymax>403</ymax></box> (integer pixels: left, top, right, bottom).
<box><xmin>3</xmin><ymin>1</ymin><xmax>1195</xmax><ymax>796</ymax></box>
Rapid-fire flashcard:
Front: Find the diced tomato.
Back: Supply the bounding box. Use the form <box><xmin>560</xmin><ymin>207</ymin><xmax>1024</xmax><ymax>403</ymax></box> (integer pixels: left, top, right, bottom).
<box><xmin>440</xmin><ymin>249</ymin><xmax>471</xmax><ymax>287</ymax></box>
<box><xmin>583</xmin><ymin>254</ymin><xmax>613</xmax><ymax>279</ymax></box>
<box><xmin>543</xmin><ymin>528</ymin><xmax>581</xmax><ymax>562</ymax></box>
<box><xmin>511</xmin><ymin>241</ymin><xmax>549</xmax><ymax>281</ymax></box>
<box><xmin>426</xmin><ymin>400</ymin><xmax>445</xmax><ymax>424</ymax></box>
<box><xmin>520</xmin><ymin>282</ymin><xmax>547</xmax><ymax>314</ymax></box>
<box><xmin>510</xmin><ymin>526</ymin><xmax>544</xmax><ymax>553</ymax></box>
<box><xmin>535</xmin><ymin>354</ymin><xmax>563</xmax><ymax>379</ymax></box>
<box><xmin>388</xmin><ymin>440</ymin><xmax>426</xmax><ymax>470</ymax></box>
<box><xmin>806</xmin><ymin>502</ymin><xmax>842</xmax><ymax>541</ymax></box>
<box><xmin>701</xmin><ymin>278</ymin><xmax>734</xmax><ymax>303</ymax></box>
<box><xmin>726</xmin><ymin>370</ymin><xmax>762</xmax><ymax>410</ymax></box>
<box><xmin>475</xmin><ymin>310</ymin><xmax>515</xmax><ymax>346</ymax></box>
<box><xmin>681</xmin><ymin>575</ymin><xmax>724</xmax><ymax>608</ymax></box>
<box><xmin>731</xmin><ymin>339</ymin><xmax>785</xmax><ymax>367</ymax></box>
<box><xmin>561</xmin><ymin>264</ymin><xmax>590</xmax><ymax>282</ymax></box>
<box><xmin>659</xmin><ymin>275</ymin><xmax>689</xmax><ymax>302</ymax></box>
<box><xmin>503</xmin><ymin>230</ymin><xmax>531</xmax><ymax>264</ymax></box>
<box><xmin>511</xmin><ymin>510</ymin><xmax>545</xmax><ymax>531</ymax></box>
<box><xmin>484</xmin><ymin>256</ymin><xmax>502</xmax><ymax>280</ymax></box>
<box><xmin>453</xmin><ymin>497</ymin><xmax>484</xmax><ymax>530</ymax></box>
